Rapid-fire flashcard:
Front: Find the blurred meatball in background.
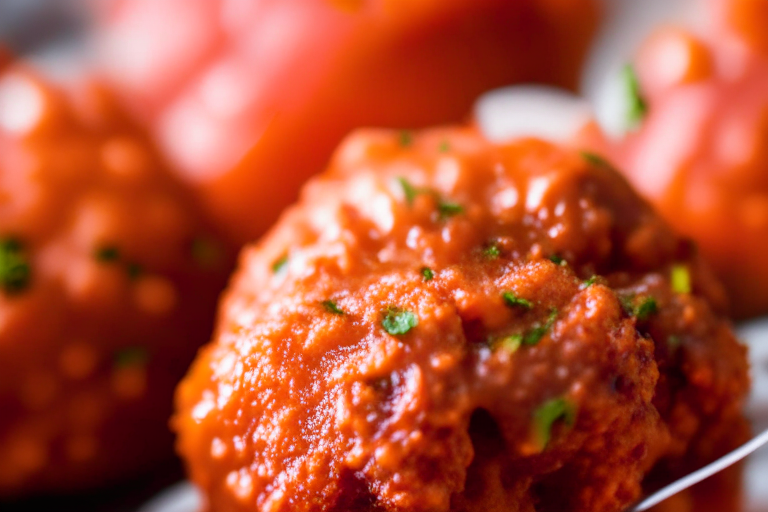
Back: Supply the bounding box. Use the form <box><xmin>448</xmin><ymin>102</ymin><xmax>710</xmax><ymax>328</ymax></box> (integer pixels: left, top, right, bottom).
<box><xmin>0</xmin><ymin>62</ymin><xmax>233</xmax><ymax>498</ymax></box>
<box><xmin>96</xmin><ymin>0</ymin><xmax>601</xmax><ymax>245</ymax></box>
<box><xmin>579</xmin><ymin>0</ymin><xmax>768</xmax><ymax>318</ymax></box>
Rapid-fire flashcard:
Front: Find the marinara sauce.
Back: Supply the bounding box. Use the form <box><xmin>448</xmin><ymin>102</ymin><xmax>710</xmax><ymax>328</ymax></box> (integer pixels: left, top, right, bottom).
<box><xmin>175</xmin><ymin>128</ymin><xmax>748</xmax><ymax>512</ymax></box>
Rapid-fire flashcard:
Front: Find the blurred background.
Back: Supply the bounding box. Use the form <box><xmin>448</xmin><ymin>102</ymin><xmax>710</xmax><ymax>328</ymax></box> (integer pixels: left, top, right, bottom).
<box><xmin>1</xmin><ymin>1</ymin><xmax>767</xmax><ymax>511</ymax></box>
<box><xmin>1</xmin><ymin>5</ymin><xmax>195</xmax><ymax>512</ymax></box>
<box><xmin>0</xmin><ymin>0</ymin><xmax>84</xmax><ymax>59</ymax></box>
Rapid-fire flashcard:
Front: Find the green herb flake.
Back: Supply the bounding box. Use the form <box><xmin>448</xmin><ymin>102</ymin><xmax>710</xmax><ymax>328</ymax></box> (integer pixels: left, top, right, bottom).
<box><xmin>549</xmin><ymin>254</ymin><xmax>566</xmax><ymax>266</ymax></box>
<box><xmin>271</xmin><ymin>254</ymin><xmax>289</xmax><ymax>274</ymax></box>
<box><xmin>0</xmin><ymin>239</ymin><xmax>31</xmax><ymax>294</ymax></box>
<box><xmin>322</xmin><ymin>300</ymin><xmax>345</xmax><ymax>316</ymax></box>
<box><xmin>533</xmin><ymin>397</ymin><xmax>576</xmax><ymax>449</ymax></box>
<box><xmin>114</xmin><ymin>346</ymin><xmax>149</xmax><ymax>369</ymax></box>
<box><xmin>483</xmin><ymin>243</ymin><xmax>501</xmax><ymax>260</ymax></box>
<box><xmin>399</xmin><ymin>130</ymin><xmax>413</xmax><ymax>148</ymax></box>
<box><xmin>668</xmin><ymin>335</ymin><xmax>682</xmax><ymax>350</ymax></box>
<box><xmin>582</xmin><ymin>275</ymin><xmax>598</xmax><ymax>289</ymax></box>
<box><xmin>502</xmin><ymin>291</ymin><xmax>533</xmax><ymax>310</ymax></box>
<box><xmin>397</xmin><ymin>177</ymin><xmax>419</xmax><ymax>207</ymax></box>
<box><xmin>635</xmin><ymin>297</ymin><xmax>658</xmax><ymax>321</ymax></box>
<box><xmin>620</xmin><ymin>294</ymin><xmax>658</xmax><ymax>321</ymax></box>
<box><xmin>494</xmin><ymin>334</ymin><xmax>522</xmax><ymax>353</ymax></box>
<box><xmin>421</xmin><ymin>267</ymin><xmax>434</xmax><ymax>281</ymax></box>
<box><xmin>580</xmin><ymin>151</ymin><xmax>613</xmax><ymax>169</ymax></box>
<box><xmin>394</xmin><ymin>178</ymin><xmax>464</xmax><ymax>221</ymax></box>
<box><xmin>622</xmin><ymin>64</ymin><xmax>648</xmax><ymax>129</ymax></box>
<box><xmin>671</xmin><ymin>264</ymin><xmax>691</xmax><ymax>294</ymax></box>
<box><xmin>438</xmin><ymin>140</ymin><xmax>451</xmax><ymax>153</ymax></box>
<box><xmin>95</xmin><ymin>246</ymin><xmax>120</xmax><ymax>263</ymax></box>
<box><xmin>2</xmin><ymin>239</ymin><xmax>21</xmax><ymax>252</ymax></box>
<box><xmin>523</xmin><ymin>309</ymin><xmax>558</xmax><ymax>346</ymax></box>
<box><xmin>127</xmin><ymin>263</ymin><xmax>143</xmax><ymax>281</ymax></box>
<box><xmin>382</xmin><ymin>308</ymin><xmax>418</xmax><ymax>336</ymax></box>
<box><xmin>620</xmin><ymin>295</ymin><xmax>635</xmax><ymax>316</ymax></box>
<box><xmin>437</xmin><ymin>200</ymin><xmax>464</xmax><ymax>220</ymax></box>
<box><xmin>191</xmin><ymin>237</ymin><xmax>222</xmax><ymax>269</ymax></box>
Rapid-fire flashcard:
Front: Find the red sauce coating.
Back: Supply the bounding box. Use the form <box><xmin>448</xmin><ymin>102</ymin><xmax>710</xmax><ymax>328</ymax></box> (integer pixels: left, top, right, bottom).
<box><xmin>175</xmin><ymin>128</ymin><xmax>748</xmax><ymax>512</ymax></box>
<box><xmin>98</xmin><ymin>0</ymin><xmax>600</xmax><ymax>244</ymax></box>
<box><xmin>0</xmin><ymin>64</ymin><xmax>234</xmax><ymax>495</ymax></box>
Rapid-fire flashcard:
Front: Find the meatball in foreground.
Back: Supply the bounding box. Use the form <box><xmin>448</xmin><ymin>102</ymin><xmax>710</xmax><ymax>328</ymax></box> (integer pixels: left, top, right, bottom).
<box><xmin>175</xmin><ymin>128</ymin><xmax>748</xmax><ymax>512</ymax></box>
<box><xmin>0</xmin><ymin>65</ymin><xmax>232</xmax><ymax>495</ymax></box>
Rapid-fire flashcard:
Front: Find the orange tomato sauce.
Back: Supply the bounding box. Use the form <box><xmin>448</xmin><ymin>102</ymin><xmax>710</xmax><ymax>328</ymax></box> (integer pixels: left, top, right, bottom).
<box><xmin>175</xmin><ymin>128</ymin><xmax>748</xmax><ymax>512</ymax></box>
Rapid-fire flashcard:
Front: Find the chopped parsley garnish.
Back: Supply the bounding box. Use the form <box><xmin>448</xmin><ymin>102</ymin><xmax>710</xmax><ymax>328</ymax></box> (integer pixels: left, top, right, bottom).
<box><xmin>114</xmin><ymin>346</ymin><xmax>149</xmax><ymax>369</ymax></box>
<box><xmin>580</xmin><ymin>151</ymin><xmax>613</xmax><ymax>169</ymax></box>
<box><xmin>619</xmin><ymin>295</ymin><xmax>634</xmax><ymax>315</ymax></box>
<box><xmin>483</xmin><ymin>243</ymin><xmax>501</xmax><ymax>260</ymax></box>
<box><xmin>382</xmin><ymin>308</ymin><xmax>418</xmax><ymax>336</ymax></box>
<box><xmin>502</xmin><ymin>291</ymin><xmax>533</xmax><ymax>310</ymax></box>
<box><xmin>622</xmin><ymin>295</ymin><xmax>658</xmax><ymax>320</ymax></box>
<box><xmin>2</xmin><ymin>239</ymin><xmax>21</xmax><ymax>252</ymax></box>
<box><xmin>523</xmin><ymin>309</ymin><xmax>559</xmax><ymax>346</ymax></box>
<box><xmin>621</xmin><ymin>64</ymin><xmax>648</xmax><ymax>129</ymax></box>
<box><xmin>635</xmin><ymin>297</ymin><xmax>658</xmax><ymax>321</ymax></box>
<box><xmin>191</xmin><ymin>237</ymin><xmax>222</xmax><ymax>269</ymax></box>
<box><xmin>549</xmin><ymin>254</ymin><xmax>566</xmax><ymax>266</ymax></box>
<box><xmin>533</xmin><ymin>397</ymin><xmax>576</xmax><ymax>448</ymax></box>
<box><xmin>322</xmin><ymin>300</ymin><xmax>345</xmax><ymax>315</ymax></box>
<box><xmin>671</xmin><ymin>264</ymin><xmax>691</xmax><ymax>294</ymax></box>
<box><xmin>397</xmin><ymin>177</ymin><xmax>419</xmax><ymax>206</ymax></box>
<box><xmin>582</xmin><ymin>275</ymin><xmax>598</xmax><ymax>289</ymax></box>
<box><xmin>395</xmin><ymin>177</ymin><xmax>463</xmax><ymax>220</ymax></box>
<box><xmin>492</xmin><ymin>309</ymin><xmax>558</xmax><ymax>351</ymax></box>
<box><xmin>0</xmin><ymin>239</ymin><xmax>31</xmax><ymax>294</ymax></box>
<box><xmin>271</xmin><ymin>254</ymin><xmax>289</xmax><ymax>274</ymax></box>
<box><xmin>421</xmin><ymin>267</ymin><xmax>434</xmax><ymax>281</ymax></box>
<box><xmin>126</xmin><ymin>263</ymin><xmax>143</xmax><ymax>281</ymax></box>
<box><xmin>399</xmin><ymin>130</ymin><xmax>413</xmax><ymax>147</ymax></box>
<box><xmin>493</xmin><ymin>334</ymin><xmax>522</xmax><ymax>353</ymax></box>
<box><xmin>95</xmin><ymin>246</ymin><xmax>120</xmax><ymax>262</ymax></box>
<box><xmin>437</xmin><ymin>200</ymin><xmax>464</xmax><ymax>220</ymax></box>
<box><xmin>93</xmin><ymin>246</ymin><xmax>152</xmax><ymax>281</ymax></box>
<box><xmin>438</xmin><ymin>140</ymin><xmax>451</xmax><ymax>153</ymax></box>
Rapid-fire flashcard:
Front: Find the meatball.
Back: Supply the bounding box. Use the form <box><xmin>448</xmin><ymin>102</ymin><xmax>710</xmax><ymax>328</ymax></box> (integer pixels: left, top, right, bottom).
<box><xmin>174</xmin><ymin>128</ymin><xmax>749</xmax><ymax>512</ymax></box>
<box><xmin>0</xmin><ymin>64</ymin><xmax>233</xmax><ymax>495</ymax></box>
<box><xmin>97</xmin><ymin>0</ymin><xmax>600</xmax><ymax>244</ymax></box>
<box><xmin>579</xmin><ymin>0</ymin><xmax>768</xmax><ymax>318</ymax></box>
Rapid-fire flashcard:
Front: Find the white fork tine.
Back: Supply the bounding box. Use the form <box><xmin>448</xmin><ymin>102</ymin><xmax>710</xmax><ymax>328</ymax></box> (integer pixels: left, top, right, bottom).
<box><xmin>631</xmin><ymin>427</ymin><xmax>768</xmax><ymax>511</ymax></box>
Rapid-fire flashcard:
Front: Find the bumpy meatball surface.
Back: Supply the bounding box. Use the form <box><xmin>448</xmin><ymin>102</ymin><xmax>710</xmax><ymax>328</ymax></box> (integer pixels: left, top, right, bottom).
<box><xmin>0</xmin><ymin>65</ymin><xmax>233</xmax><ymax>495</ymax></box>
<box><xmin>175</xmin><ymin>128</ymin><xmax>748</xmax><ymax>512</ymax></box>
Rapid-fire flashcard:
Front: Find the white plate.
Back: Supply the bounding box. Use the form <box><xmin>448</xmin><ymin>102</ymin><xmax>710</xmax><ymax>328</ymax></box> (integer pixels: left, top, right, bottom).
<box><xmin>741</xmin><ymin>319</ymin><xmax>768</xmax><ymax>512</ymax></box>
